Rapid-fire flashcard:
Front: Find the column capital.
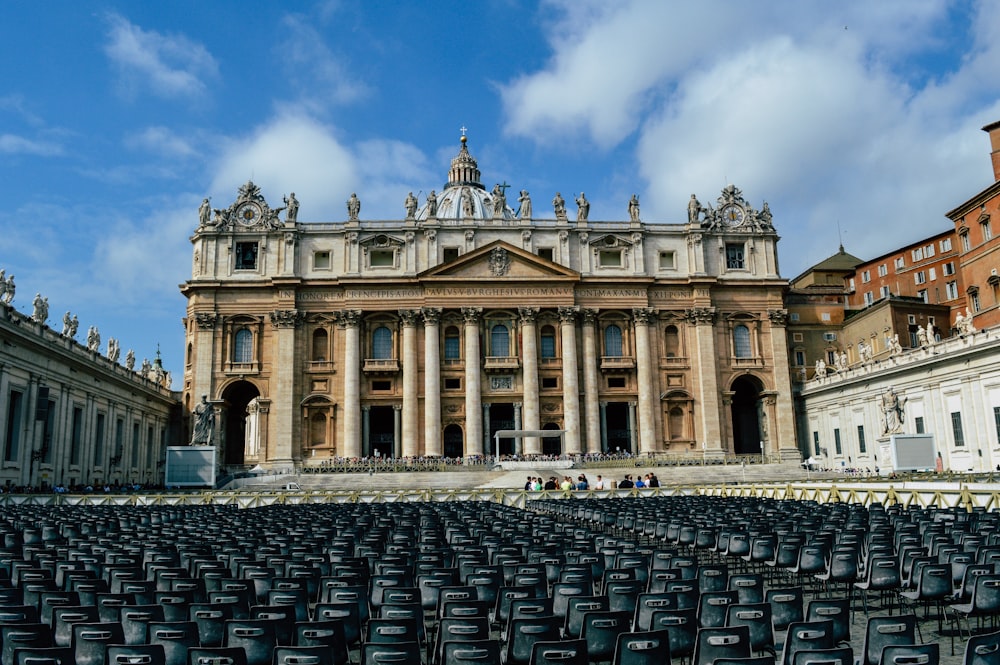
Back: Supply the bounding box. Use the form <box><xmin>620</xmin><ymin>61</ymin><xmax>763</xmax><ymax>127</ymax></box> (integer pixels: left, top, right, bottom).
<box><xmin>421</xmin><ymin>307</ymin><xmax>442</xmax><ymax>325</ymax></box>
<box><xmin>684</xmin><ymin>307</ymin><xmax>717</xmax><ymax>325</ymax></box>
<box><xmin>393</xmin><ymin>404</ymin><xmax>402</xmax><ymax>411</ymax></box>
<box><xmin>632</xmin><ymin>307</ymin><xmax>656</xmax><ymax>325</ymax></box>
<box><xmin>339</xmin><ymin>309</ymin><xmax>363</xmax><ymax>327</ymax></box>
<box><xmin>513</xmin><ymin>402</ymin><xmax>522</xmax><ymax>411</ymax></box>
<box><xmin>518</xmin><ymin>306</ymin><xmax>539</xmax><ymax>324</ymax></box>
<box><xmin>462</xmin><ymin>307</ymin><xmax>482</xmax><ymax>323</ymax></box>
<box><xmin>558</xmin><ymin>306</ymin><xmax>580</xmax><ymax>323</ymax></box>
<box><xmin>398</xmin><ymin>309</ymin><xmax>421</xmax><ymax>326</ymax></box>
<box><xmin>483</xmin><ymin>403</ymin><xmax>491</xmax><ymax>412</ymax></box>
<box><xmin>768</xmin><ymin>308</ymin><xmax>789</xmax><ymax>326</ymax></box>
<box><xmin>581</xmin><ymin>308</ymin><xmax>599</xmax><ymax>325</ymax></box>
<box><xmin>194</xmin><ymin>312</ymin><xmax>218</xmax><ymax>330</ymax></box>
<box><xmin>269</xmin><ymin>309</ymin><xmax>304</xmax><ymax>328</ymax></box>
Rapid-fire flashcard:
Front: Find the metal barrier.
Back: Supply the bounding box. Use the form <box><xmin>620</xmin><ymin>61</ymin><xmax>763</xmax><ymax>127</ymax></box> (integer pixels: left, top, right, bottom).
<box><xmin>4</xmin><ymin>478</ymin><xmax>1000</xmax><ymax>510</ymax></box>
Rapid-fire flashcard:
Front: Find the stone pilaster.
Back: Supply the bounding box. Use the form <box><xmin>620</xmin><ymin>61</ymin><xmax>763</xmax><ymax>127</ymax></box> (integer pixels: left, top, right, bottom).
<box><xmin>518</xmin><ymin>307</ymin><xmax>540</xmax><ymax>455</ymax></box>
<box><xmin>269</xmin><ymin>309</ymin><xmax>304</xmax><ymax>465</ymax></box>
<box><xmin>463</xmin><ymin>307</ymin><xmax>483</xmax><ymax>457</ymax></box>
<box><xmin>633</xmin><ymin>307</ymin><xmax>658</xmax><ymax>453</ymax></box>
<box><xmin>422</xmin><ymin>308</ymin><xmax>442</xmax><ymax>457</ymax></box>
<box><xmin>399</xmin><ymin>309</ymin><xmax>420</xmax><ymax>457</ymax></box>
<box><xmin>687</xmin><ymin>306</ymin><xmax>722</xmax><ymax>454</ymax></box>
<box><xmin>559</xmin><ymin>306</ymin><xmax>582</xmax><ymax>454</ymax></box>
<box><xmin>581</xmin><ymin>309</ymin><xmax>601</xmax><ymax>453</ymax></box>
<box><xmin>340</xmin><ymin>310</ymin><xmax>362</xmax><ymax>458</ymax></box>
<box><xmin>767</xmin><ymin>308</ymin><xmax>800</xmax><ymax>459</ymax></box>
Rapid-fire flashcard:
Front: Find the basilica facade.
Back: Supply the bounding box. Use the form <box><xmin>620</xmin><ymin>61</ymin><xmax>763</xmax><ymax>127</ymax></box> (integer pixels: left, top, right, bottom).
<box><xmin>181</xmin><ymin>136</ymin><xmax>798</xmax><ymax>469</ymax></box>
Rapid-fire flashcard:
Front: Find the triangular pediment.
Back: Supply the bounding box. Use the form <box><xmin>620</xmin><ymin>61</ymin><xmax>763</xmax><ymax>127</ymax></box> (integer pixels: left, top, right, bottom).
<box><xmin>420</xmin><ymin>240</ymin><xmax>579</xmax><ymax>280</ymax></box>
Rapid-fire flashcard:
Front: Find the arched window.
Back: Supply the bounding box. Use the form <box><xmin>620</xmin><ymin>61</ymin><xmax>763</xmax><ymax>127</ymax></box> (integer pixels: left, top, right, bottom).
<box><xmin>669</xmin><ymin>407</ymin><xmax>685</xmax><ymax>440</ymax></box>
<box><xmin>311</xmin><ymin>329</ymin><xmax>328</xmax><ymax>361</ymax></box>
<box><xmin>444</xmin><ymin>326</ymin><xmax>461</xmax><ymax>360</ymax></box>
<box><xmin>733</xmin><ymin>324</ymin><xmax>752</xmax><ymax>358</ymax></box>
<box><xmin>310</xmin><ymin>413</ymin><xmax>326</xmax><ymax>447</ymax></box>
<box><xmin>491</xmin><ymin>324</ymin><xmax>510</xmax><ymax>357</ymax></box>
<box><xmin>540</xmin><ymin>325</ymin><xmax>556</xmax><ymax>359</ymax></box>
<box><xmin>372</xmin><ymin>326</ymin><xmax>393</xmax><ymax>359</ymax></box>
<box><xmin>234</xmin><ymin>329</ymin><xmax>253</xmax><ymax>363</ymax></box>
<box><xmin>604</xmin><ymin>324</ymin><xmax>623</xmax><ymax>357</ymax></box>
<box><xmin>664</xmin><ymin>325</ymin><xmax>680</xmax><ymax>358</ymax></box>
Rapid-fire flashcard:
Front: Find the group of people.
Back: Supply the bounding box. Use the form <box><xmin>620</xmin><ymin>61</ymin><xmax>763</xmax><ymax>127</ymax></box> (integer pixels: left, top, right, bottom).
<box><xmin>524</xmin><ymin>471</ymin><xmax>660</xmax><ymax>490</ymax></box>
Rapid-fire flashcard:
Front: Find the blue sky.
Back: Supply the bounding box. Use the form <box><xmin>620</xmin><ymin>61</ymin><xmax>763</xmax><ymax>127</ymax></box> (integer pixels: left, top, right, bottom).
<box><xmin>2</xmin><ymin>0</ymin><xmax>999</xmax><ymax>382</ymax></box>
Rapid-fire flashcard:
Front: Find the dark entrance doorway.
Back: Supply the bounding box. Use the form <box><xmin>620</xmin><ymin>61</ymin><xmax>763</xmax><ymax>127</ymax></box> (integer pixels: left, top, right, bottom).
<box><xmin>443</xmin><ymin>424</ymin><xmax>463</xmax><ymax>459</ymax></box>
<box><xmin>221</xmin><ymin>381</ymin><xmax>260</xmax><ymax>466</ymax></box>
<box><xmin>605</xmin><ymin>402</ymin><xmax>631</xmax><ymax>454</ymax></box>
<box><xmin>731</xmin><ymin>376</ymin><xmax>764</xmax><ymax>455</ymax></box>
<box><xmin>541</xmin><ymin>422</ymin><xmax>562</xmax><ymax>456</ymax></box>
<box><xmin>488</xmin><ymin>403</ymin><xmax>515</xmax><ymax>456</ymax></box>
<box><xmin>369</xmin><ymin>405</ymin><xmax>394</xmax><ymax>458</ymax></box>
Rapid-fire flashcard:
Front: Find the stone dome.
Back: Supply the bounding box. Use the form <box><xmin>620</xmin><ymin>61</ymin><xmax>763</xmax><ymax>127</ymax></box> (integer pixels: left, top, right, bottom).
<box><xmin>416</xmin><ymin>135</ymin><xmax>517</xmax><ymax>222</ymax></box>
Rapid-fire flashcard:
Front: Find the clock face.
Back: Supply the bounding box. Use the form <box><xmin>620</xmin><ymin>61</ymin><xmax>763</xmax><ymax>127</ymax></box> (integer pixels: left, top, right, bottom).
<box><xmin>237</xmin><ymin>203</ymin><xmax>262</xmax><ymax>226</ymax></box>
<box><xmin>722</xmin><ymin>204</ymin><xmax>745</xmax><ymax>225</ymax></box>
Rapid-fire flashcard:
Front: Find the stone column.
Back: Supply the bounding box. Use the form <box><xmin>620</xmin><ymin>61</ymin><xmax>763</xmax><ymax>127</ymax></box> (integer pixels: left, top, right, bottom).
<box><xmin>192</xmin><ymin>312</ymin><xmax>218</xmax><ymax>435</ymax></box>
<box><xmin>483</xmin><ymin>403</ymin><xmax>492</xmax><ymax>457</ymax></box>
<box><xmin>559</xmin><ymin>306</ymin><xmax>582</xmax><ymax>455</ymax></box>
<box><xmin>767</xmin><ymin>309</ymin><xmax>801</xmax><ymax>460</ymax></box>
<box><xmin>633</xmin><ymin>307</ymin><xmax>658</xmax><ymax>454</ymax></box>
<box><xmin>581</xmin><ymin>309</ymin><xmax>601</xmax><ymax>453</ymax></box>
<box><xmin>422</xmin><ymin>308</ymin><xmax>442</xmax><ymax>457</ymax></box>
<box><xmin>269</xmin><ymin>309</ymin><xmax>303</xmax><ymax>466</ymax></box>
<box><xmin>513</xmin><ymin>403</ymin><xmax>522</xmax><ymax>456</ymax></box>
<box><xmin>399</xmin><ymin>309</ymin><xmax>420</xmax><ymax>458</ymax></box>
<box><xmin>393</xmin><ymin>405</ymin><xmax>402</xmax><ymax>459</ymax></box>
<box><xmin>689</xmin><ymin>307</ymin><xmax>722</xmax><ymax>454</ymax></box>
<box><xmin>518</xmin><ymin>307</ymin><xmax>540</xmax><ymax>455</ymax></box>
<box><xmin>463</xmin><ymin>307</ymin><xmax>483</xmax><ymax>457</ymax></box>
<box><xmin>627</xmin><ymin>402</ymin><xmax>638</xmax><ymax>453</ymax></box>
<box><xmin>341</xmin><ymin>310</ymin><xmax>362</xmax><ymax>458</ymax></box>
<box><xmin>600</xmin><ymin>402</ymin><xmax>608</xmax><ymax>453</ymax></box>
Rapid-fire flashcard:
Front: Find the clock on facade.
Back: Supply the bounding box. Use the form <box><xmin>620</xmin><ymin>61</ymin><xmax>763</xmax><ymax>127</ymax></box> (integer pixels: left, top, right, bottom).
<box><xmin>237</xmin><ymin>202</ymin><xmax>262</xmax><ymax>226</ymax></box>
<box><xmin>721</xmin><ymin>204</ymin><xmax>745</xmax><ymax>225</ymax></box>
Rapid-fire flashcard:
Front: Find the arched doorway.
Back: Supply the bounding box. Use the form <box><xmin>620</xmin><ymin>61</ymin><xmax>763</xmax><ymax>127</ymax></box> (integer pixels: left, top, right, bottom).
<box><xmin>443</xmin><ymin>425</ymin><xmax>463</xmax><ymax>459</ymax></box>
<box><xmin>221</xmin><ymin>381</ymin><xmax>261</xmax><ymax>466</ymax></box>
<box><xmin>541</xmin><ymin>422</ymin><xmax>562</xmax><ymax>456</ymax></box>
<box><xmin>730</xmin><ymin>375</ymin><xmax>763</xmax><ymax>455</ymax></box>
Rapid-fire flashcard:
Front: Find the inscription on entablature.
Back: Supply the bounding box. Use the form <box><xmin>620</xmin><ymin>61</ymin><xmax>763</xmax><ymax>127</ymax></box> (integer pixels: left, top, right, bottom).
<box><xmin>346</xmin><ymin>288</ymin><xmax>422</xmax><ymax>300</ymax></box>
<box><xmin>576</xmin><ymin>288</ymin><xmax>647</xmax><ymax>299</ymax></box>
<box><xmin>651</xmin><ymin>289</ymin><xmax>691</xmax><ymax>301</ymax></box>
<box><xmin>425</xmin><ymin>286</ymin><xmax>573</xmax><ymax>298</ymax></box>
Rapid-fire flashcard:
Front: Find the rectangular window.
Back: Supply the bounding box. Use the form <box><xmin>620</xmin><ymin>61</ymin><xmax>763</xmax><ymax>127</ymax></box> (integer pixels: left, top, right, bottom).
<box><xmin>879</xmin><ymin>286</ymin><xmax>890</xmax><ymax>299</ymax></box>
<box><xmin>659</xmin><ymin>251</ymin><xmax>676</xmax><ymax>270</ymax></box>
<box><xmin>894</xmin><ymin>257</ymin><xmax>905</xmax><ymax>270</ymax></box>
<box><xmin>813</xmin><ymin>431</ymin><xmax>820</xmax><ymax>456</ymax></box>
<box><xmin>94</xmin><ymin>413</ymin><xmax>105</xmax><ymax>463</ymax></box>
<box><xmin>833</xmin><ymin>429</ymin><xmax>842</xmax><ymax>455</ymax></box>
<box><xmin>941</xmin><ymin>238</ymin><xmax>952</xmax><ymax>251</ymax></box>
<box><xmin>863</xmin><ymin>292</ymin><xmax>874</xmax><ymax>306</ymax></box>
<box><xmin>794</xmin><ymin>350</ymin><xmax>805</xmax><ymax>366</ymax></box>
<box><xmin>821</xmin><ymin>312</ymin><xmax>831</xmax><ymax>321</ymax></box>
<box><xmin>792</xmin><ymin>332</ymin><xmax>803</xmax><ymax>342</ymax></box>
<box><xmin>962</xmin><ymin>234</ymin><xmax>971</xmax><ymax>252</ymax></box>
<box><xmin>943</xmin><ymin>262</ymin><xmax>955</xmax><ymax>276</ymax></box>
<box><xmin>444</xmin><ymin>336</ymin><xmax>460</xmax><ymax>360</ymax></box>
<box><xmin>878</xmin><ymin>264</ymin><xmax>887</xmax><ymax>277</ymax></box>
<box><xmin>848</xmin><ymin>278</ymin><xmax>855</xmax><ymax>291</ymax></box>
<box><xmin>915</xmin><ymin>271</ymin><xmax>926</xmax><ymax>284</ymax></box>
<box><xmin>313</xmin><ymin>251</ymin><xmax>331</xmax><ymax>270</ymax></box>
<box><xmin>912</xmin><ymin>248</ymin><xmax>924</xmax><ymax>261</ymax></box>
<box><xmin>917</xmin><ymin>289</ymin><xmax>927</xmax><ymax>303</ymax></box>
<box><xmin>235</xmin><ymin>242</ymin><xmax>258</xmax><ymax>270</ymax></box>
<box><xmin>131</xmin><ymin>423</ymin><xmax>140</xmax><ymax>466</ymax></box>
<box><xmin>945</xmin><ymin>281</ymin><xmax>958</xmax><ymax>299</ymax></box>
<box><xmin>443</xmin><ymin>247</ymin><xmax>459</xmax><ymax>263</ymax></box>
<box><xmin>790</xmin><ymin>313</ymin><xmax>800</xmax><ymax>322</ymax></box>
<box><xmin>42</xmin><ymin>402</ymin><xmax>54</xmax><ymax>464</ymax></box>
<box><xmin>541</xmin><ymin>377</ymin><xmax>558</xmax><ymax>389</ymax></box>
<box><xmin>540</xmin><ymin>335</ymin><xmax>556</xmax><ymax>359</ymax></box>
<box><xmin>857</xmin><ymin>425</ymin><xmax>866</xmax><ymax>453</ymax></box>
<box><xmin>925</xmin><ymin>244</ymin><xmax>935</xmax><ymax>257</ymax></box>
<box><xmin>372</xmin><ymin>380</ymin><xmax>392</xmax><ymax>392</ymax></box>
<box><xmin>725</xmin><ymin>244</ymin><xmax>745</xmax><ymax>270</ymax></box>
<box><xmin>4</xmin><ymin>390</ymin><xmax>23</xmax><ymax>462</ymax></box>
<box><xmin>915</xmin><ymin>416</ymin><xmax>925</xmax><ymax>434</ymax></box>
<box><xmin>861</xmin><ymin>270</ymin><xmax>871</xmax><ymax>283</ymax></box>
<box><xmin>929</xmin><ymin>267</ymin><xmax>936</xmax><ymax>281</ymax></box>
<box><xmin>599</xmin><ymin>250</ymin><xmax>623</xmax><ymax>268</ymax></box>
<box><xmin>607</xmin><ymin>377</ymin><xmax>626</xmax><ymax>389</ymax></box>
<box><xmin>115</xmin><ymin>418</ymin><xmax>124</xmax><ymax>463</ymax></box>
<box><xmin>443</xmin><ymin>378</ymin><xmax>461</xmax><ymax>390</ymax></box>
<box><xmin>972</xmin><ymin>291</ymin><xmax>982</xmax><ymax>312</ymax></box>
<box><xmin>370</xmin><ymin>249</ymin><xmax>395</xmax><ymax>267</ymax></box>
<box><xmin>827</xmin><ymin>350</ymin><xmax>836</xmax><ymax>364</ymax></box>
<box><xmin>71</xmin><ymin>407</ymin><xmax>83</xmax><ymax>465</ymax></box>
<box><xmin>951</xmin><ymin>411</ymin><xmax>965</xmax><ymax>447</ymax></box>
<box><xmin>537</xmin><ymin>248</ymin><xmax>554</xmax><ymax>262</ymax></box>
<box><xmin>984</xmin><ymin>223</ymin><xmax>993</xmax><ymax>241</ymax></box>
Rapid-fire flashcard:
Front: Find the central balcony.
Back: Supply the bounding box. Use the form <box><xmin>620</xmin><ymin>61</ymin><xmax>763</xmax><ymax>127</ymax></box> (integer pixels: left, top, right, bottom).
<box><xmin>601</xmin><ymin>355</ymin><xmax>636</xmax><ymax>370</ymax></box>
<box><xmin>483</xmin><ymin>356</ymin><xmax>520</xmax><ymax>372</ymax></box>
<box><xmin>363</xmin><ymin>358</ymin><xmax>400</xmax><ymax>374</ymax></box>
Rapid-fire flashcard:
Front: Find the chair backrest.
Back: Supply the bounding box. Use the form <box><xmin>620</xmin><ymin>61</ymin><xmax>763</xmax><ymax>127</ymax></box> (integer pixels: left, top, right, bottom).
<box><xmin>529</xmin><ymin>638</ymin><xmax>588</xmax><ymax>665</ymax></box>
<box><xmin>728</xmin><ymin>574</ymin><xmax>765</xmax><ymax>605</ymax></box>
<box><xmin>2</xmin><ymin>622</ymin><xmax>53</xmax><ymax>665</ymax></box>
<box><xmin>313</xmin><ymin>602</ymin><xmax>361</xmax><ymax>647</ymax></box>
<box><xmin>504</xmin><ymin>616</ymin><xmax>561</xmax><ymax>665</ymax></box>
<box><xmin>579</xmin><ymin>610</ymin><xmax>632</xmax><ymax>663</ymax></box>
<box><xmin>766</xmin><ymin>587</ymin><xmax>805</xmax><ymax>633</ymax></box>
<box><xmin>106</xmin><ymin>643</ymin><xmax>167</xmax><ymax>665</ymax></box>
<box><xmin>148</xmin><ymin>620</ymin><xmax>200</xmax><ymax>665</ymax></box>
<box><xmin>51</xmin><ymin>604</ymin><xmax>99</xmax><ymax>647</ymax></box>
<box><xmin>224</xmin><ymin>618</ymin><xmax>279</xmax><ymax>665</ymax></box>
<box><xmin>692</xmin><ymin>625</ymin><xmax>752</xmax><ymax>665</ymax></box>
<box><xmin>878</xmin><ymin>642</ymin><xmax>938</xmax><ymax>665</ymax></box>
<box><xmin>294</xmin><ymin>620</ymin><xmax>349</xmax><ymax>665</ymax></box>
<box><xmin>698</xmin><ymin>590</ymin><xmax>739</xmax><ymax>629</ymax></box>
<box><xmin>725</xmin><ymin>603</ymin><xmax>774</xmax><ymax>654</ymax></box>
<box><xmin>649</xmin><ymin>608</ymin><xmax>697</xmax><ymax>660</ymax></box>
<box><xmin>861</xmin><ymin>615</ymin><xmax>918</xmax><ymax>665</ymax></box>
<box><xmin>188</xmin><ymin>646</ymin><xmax>249</xmax><ymax>665</ymax></box>
<box><xmin>612</xmin><ymin>629</ymin><xmax>671</xmax><ymax>665</ymax></box>
<box><xmin>272</xmin><ymin>646</ymin><xmax>335</xmax><ymax>665</ymax></box>
<box><xmin>564</xmin><ymin>596</ymin><xmax>610</xmax><ymax>639</ymax></box>
<box><xmin>806</xmin><ymin>598</ymin><xmax>851</xmax><ymax>646</ymax></box>
<box><xmin>791</xmin><ymin>646</ymin><xmax>854</xmax><ymax>665</ymax></box>
<box><xmin>366</xmin><ymin>617</ymin><xmax>419</xmax><ymax>645</ymax></box>
<box><xmin>12</xmin><ymin>645</ymin><xmax>75</xmax><ymax>665</ymax></box>
<box><xmin>440</xmin><ymin>639</ymin><xmax>502</xmax><ymax>665</ymax></box>
<box><xmin>780</xmin><ymin>620</ymin><xmax>835</xmax><ymax>665</ymax></box>
<box><xmin>633</xmin><ymin>592</ymin><xmax>679</xmax><ymax>632</ymax></box>
<box><xmin>72</xmin><ymin>621</ymin><xmax>125</xmax><ymax>665</ymax></box>
<box><xmin>964</xmin><ymin>629</ymin><xmax>1000</xmax><ymax>665</ymax></box>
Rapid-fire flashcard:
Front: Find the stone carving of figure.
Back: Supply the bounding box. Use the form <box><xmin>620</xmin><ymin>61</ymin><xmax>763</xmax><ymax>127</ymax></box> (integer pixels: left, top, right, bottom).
<box><xmin>576</xmin><ymin>192</ymin><xmax>590</xmax><ymax>221</ymax></box>
<box><xmin>162</xmin><ymin>371</ymin><xmax>172</xmax><ymax>389</ymax></box>
<box><xmin>284</xmin><ymin>193</ymin><xmax>298</xmax><ymax>223</ymax></box>
<box><xmin>32</xmin><ymin>293</ymin><xmax>48</xmax><ymax>325</ymax></box>
<box><xmin>758</xmin><ymin>201</ymin><xmax>773</xmax><ymax>228</ymax></box>
<box><xmin>856</xmin><ymin>339</ymin><xmax>869</xmax><ymax>363</ymax></box>
<box><xmin>198</xmin><ymin>198</ymin><xmax>211</xmax><ymax>227</ymax></box>
<box><xmin>70</xmin><ymin>315</ymin><xmax>79</xmax><ymax>338</ymax></box>
<box><xmin>404</xmin><ymin>192</ymin><xmax>417</xmax><ymax>219</ymax></box>
<box><xmin>552</xmin><ymin>192</ymin><xmax>567</xmax><ymax>220</ymax></box>
<box><xmin>838</xmin><ymin>351</ymin><xmax>848</xmax><ymax>370</ymax></box>
<box><xmin>925</xmin><ymin>322</ymin><xmax>936</xmax><ymax>344</ymax></box>
<box><xmin>916</xmin><ymin>325</ymin><xmax>928</xmax><ymax>347</ymax></box>
<box><xmin>426</xmin><ymin>190</ymin><xmax>437</xmax><ymax>217</ymax></box>
<box><xmin>87</xmin><ymin>326</ymin><xmax>101</xmax><ymax>352</ymax></box>
<box><xmin>191</xmin><ymin>395</ymin><xmax>215</xmax><ymax>444</ymax></box>
<box><xmin>628</xmin><ymin>194</ymin><xmax>641</xmax><ymax>222</ymax></box>
<box><xmin>688</xmin><ymin>194</ymin><xmax>702</xmax><ymax>224</ymax></box>
<box><xmin>961</xmin><ymin>307</ymin><xmax>977</xmax><ymax>334</ymax></box>
<box><xmin>125</xmin><ymin>349</ymin><xmax>135</xmax><ymax>372</ymax></box>
<box><xmin>140</xmin><ymin>358</ymin><xmax>151</xmax><ymax>379</ymax></box>
<box><xmin>62</xmin><ymin>311</ymin><xmax>73</xmax><ymax>337</ymax></box>
<box><xmin>346</xmin><ymin>193</ymin><xmax>361</xmax><ymax>221</ymax></box>
<box><xmin>881</xmin><ymin>386</ymin><xmax>906</xmax><ymax>435</ymax></box>
<box><xmin>107</xmin><ymin>338</ymin><xmax>120</xmax><ymax>363</ymax></box>
<box><xmin>491</xmin><ymin>184</ymin><xmax>507</xmax><ymax>218</ymax></box>
<box><xmin>814</xmin><ymin>359</ymin><xmax>827</xmax><ymax>378</ymax></box>
<box><xmin>889</xmin><ymin>334</ymin><xmax>902</xmax><ymax>355</ymax></box>
<box><xmin>461</xmin><ymin>189</ymin><xmax>474</xmax><ymax>217</ymax></box>
<box><xmin>2</xmin><ymin>274</ymin><xmax>14</xmax><ymax>305</ymax></box>
<box><xmin>0</xmin><ymin>270</ymin><xmax>6</xmax><ymax>304</ymax></box>
<box><xmin>517</xmin><ymin>190</ymin><xmax>532</xmax><ymax>219</ymax></box>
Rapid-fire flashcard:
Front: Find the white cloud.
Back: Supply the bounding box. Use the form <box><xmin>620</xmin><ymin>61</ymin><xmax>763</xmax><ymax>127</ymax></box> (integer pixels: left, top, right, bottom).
<box><xmin>125</xmin><ymin>126</ymin><xmax>197</xmax><ymax>159</ymax></box>
<box><xmin>104</xmin><ymin>13</ymin><xmax>218</xmax><ymax>101</ymax></box>
<box><xmin>277</xmin><ymin>14</ymin><xmax>370</xmax><ymax>109</ymax></box>
<box><xmin>0</xmin><ymin>133</ymin><xmax>62</xmax><ymax>156</ymax></box>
